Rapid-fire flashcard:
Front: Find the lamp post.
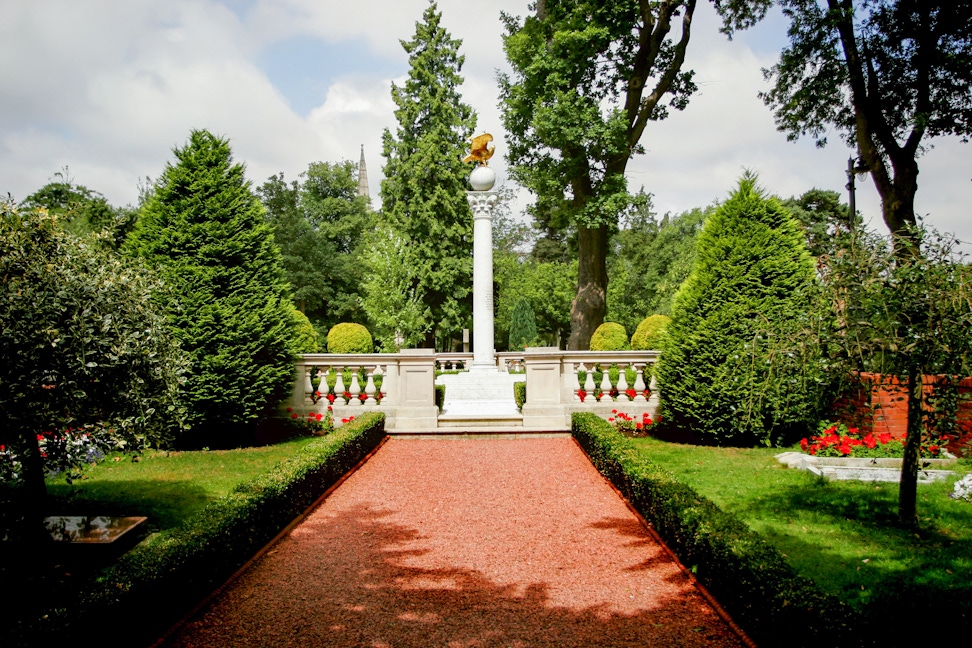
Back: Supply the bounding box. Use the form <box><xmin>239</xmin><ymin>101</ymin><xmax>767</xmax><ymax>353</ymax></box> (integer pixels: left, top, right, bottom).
<box><xmin>845</xmin><ymin>155</ymin><xmax>869</xmax><ymax>232</ymax></box>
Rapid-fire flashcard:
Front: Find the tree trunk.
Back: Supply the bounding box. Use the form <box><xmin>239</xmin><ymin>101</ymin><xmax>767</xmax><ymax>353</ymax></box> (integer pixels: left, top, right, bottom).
<box><xmin>898</xmin><ymin>363</ymin><xmax>922</xmax><ymax>526</ymax></box>
<box><xmin>568</xmin><ymin>224</ymin><xmax>609</xmax><ymax>350</ymax></box>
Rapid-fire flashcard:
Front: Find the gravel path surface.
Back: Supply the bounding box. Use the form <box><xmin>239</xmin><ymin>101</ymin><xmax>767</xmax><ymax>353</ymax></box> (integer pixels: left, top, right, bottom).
<box><xmin>163</xmin><ymin>436</ymin><xmax>745</xmax><ymax>647</ymax></box>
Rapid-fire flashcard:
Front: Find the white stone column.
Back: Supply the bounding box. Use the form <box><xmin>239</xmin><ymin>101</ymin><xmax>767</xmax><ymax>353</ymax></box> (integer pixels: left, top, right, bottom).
<box><xmin>466</xmin><ymin>189</ymin><xmax>498</xmax><ymax>371</ymax></box>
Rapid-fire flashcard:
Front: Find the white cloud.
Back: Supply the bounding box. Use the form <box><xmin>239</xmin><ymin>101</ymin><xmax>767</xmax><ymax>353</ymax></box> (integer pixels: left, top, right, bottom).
<box><xmin>1</xmin><ymin>0</ymin><xmax>968</xmax><ymax>245</ymax></box>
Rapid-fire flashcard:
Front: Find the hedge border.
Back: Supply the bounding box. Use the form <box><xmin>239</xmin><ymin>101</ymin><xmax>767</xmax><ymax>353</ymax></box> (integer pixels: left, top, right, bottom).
<box><xmin>571</xmin><ymin>412</ymin><xmax>855</xmax><ymax>647</ymax></box>
<box><xmin>17</xmin><ymin>412</ymin><xmax>387</xmax><ymax>647</ymax></box>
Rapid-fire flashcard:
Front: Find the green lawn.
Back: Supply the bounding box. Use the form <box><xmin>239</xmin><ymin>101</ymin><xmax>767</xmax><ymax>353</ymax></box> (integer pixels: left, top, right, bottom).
<box><xmin>628</xmin><ymin>437</ymin><xmax>972</xmax><ymax>611</ymax></box>
<box><xmin>44</xmin><ymin>436</ymin><xmax>319</xmax><ymax>532</ymax></box>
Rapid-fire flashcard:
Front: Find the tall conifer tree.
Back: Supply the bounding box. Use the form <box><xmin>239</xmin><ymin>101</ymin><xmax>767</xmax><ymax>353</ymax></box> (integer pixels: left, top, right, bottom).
<box><xmin>656</xmin><ymin>175</ymin><xmax>821</xmax><ymax>446</ymax></box>
<box><xmin>380</xmin><ymin>1</ymin><xmax>477</xmax><ymax>348</ymax></box>
<box><xmin>126</xmin><ymin>130</ymin><xmax>295</xmax><ymax>442</ymax></box>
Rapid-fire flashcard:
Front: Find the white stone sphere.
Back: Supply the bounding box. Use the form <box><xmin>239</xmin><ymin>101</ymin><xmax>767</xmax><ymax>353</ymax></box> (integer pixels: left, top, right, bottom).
<box><xmin>469</xmin><ymin>165</ymin><xmax>496</xmax><ymax>191</ymax></box>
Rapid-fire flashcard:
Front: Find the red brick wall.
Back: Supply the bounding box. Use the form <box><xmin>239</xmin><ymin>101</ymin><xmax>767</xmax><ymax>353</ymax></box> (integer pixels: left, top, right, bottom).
<box><xmin>831</xmin><ymin>372</ymin><xmax>972</xmax><ymax>456</ymax></box>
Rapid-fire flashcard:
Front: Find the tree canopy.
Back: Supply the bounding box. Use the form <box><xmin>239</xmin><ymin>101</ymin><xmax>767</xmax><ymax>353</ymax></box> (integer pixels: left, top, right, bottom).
<box><xmin>500</xmin><ymin>0</ymin><xmax>701</xmax><ymax>349</ymax></box>
<box><xmin>380</xmin><ymin>1</ymin><xmax>476</xmax><ymax>348</ymax></box>
<box><xmin>758</xmin><ymin>0</ymin><xmax>972</xmax><ymax>250</ymax></box>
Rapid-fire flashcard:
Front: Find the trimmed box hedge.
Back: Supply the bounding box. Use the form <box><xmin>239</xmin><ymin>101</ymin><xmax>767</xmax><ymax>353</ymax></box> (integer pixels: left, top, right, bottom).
<box><xmin>17</xmin><ymin>412</ymin><xmax>386</xmax><ymax>647</ymax></box>
<box><xmin>571</xmin><ymin>412</ymin><xmax>854</xmax><ymax>647</ymax></box>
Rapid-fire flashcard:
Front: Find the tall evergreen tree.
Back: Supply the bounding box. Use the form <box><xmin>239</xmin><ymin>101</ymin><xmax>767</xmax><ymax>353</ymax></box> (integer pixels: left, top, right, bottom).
<box><xmin>380</xmin><ymin>1</ymin><xmax>477</xmax><ymax>348</ymax></box>
<box><xmin>126</xmin><ymin>130</ymin><xmax>295</xmax><ymax>443</ymax></box>
<box><xmin>656</xmin><ymin>175</ymin><xmax>821</xmax><ymax>446</ymax></box>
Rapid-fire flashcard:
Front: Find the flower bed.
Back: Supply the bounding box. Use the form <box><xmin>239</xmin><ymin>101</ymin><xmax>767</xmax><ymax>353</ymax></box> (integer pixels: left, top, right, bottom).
<box><xmin>800</xmin><ymin>421</ymin><xmax>951</xmax><ymax>459</ymax></box>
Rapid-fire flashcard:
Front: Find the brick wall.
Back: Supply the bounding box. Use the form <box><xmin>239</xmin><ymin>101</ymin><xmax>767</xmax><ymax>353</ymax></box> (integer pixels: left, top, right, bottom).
<box><xmin>831</xmin><ymin>372</ymin><xmax>972</xmax><ymax>456</ymax></box>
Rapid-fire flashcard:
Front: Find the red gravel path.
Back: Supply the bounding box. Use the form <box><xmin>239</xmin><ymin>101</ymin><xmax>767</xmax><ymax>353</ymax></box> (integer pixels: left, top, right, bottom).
<box><xmin>163</xmin><ymin>436</ymin><xmax>745</xmax><ymax>647</ymax></box>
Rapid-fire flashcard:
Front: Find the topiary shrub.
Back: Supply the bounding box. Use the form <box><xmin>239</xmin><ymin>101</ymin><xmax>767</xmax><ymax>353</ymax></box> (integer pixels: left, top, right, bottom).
<box><xmin>326</xmin><ymin>323</ymin><xmax>373</xmax><ymax>354</ymax></box>
<box><xmin>655</xmin><ymin>174</ymin><xmax>821</xmax><ymax>446</ymax></box>
<box><xmin>508</xmin><ymin>298</ymin><xmax>539</xmax><ymax>350</ymax></box>
<box><xmin>589</xmin><ymin>322</ymin><xmax>628</xmax><ymax>351</ymax></box>
<box><xmin>513</xmin><ymin>381</ymin><xmax>527</xmax><ymax>411</ymax></box>
<box><xmin>630</xmin><ymin>314</ymin><xmax>671</xmax><ymax>350</ymax></box>
<box><xmin>289</xmin><ymin>308</ymin><xmax>321</xmax><ymax>354</ymax></box>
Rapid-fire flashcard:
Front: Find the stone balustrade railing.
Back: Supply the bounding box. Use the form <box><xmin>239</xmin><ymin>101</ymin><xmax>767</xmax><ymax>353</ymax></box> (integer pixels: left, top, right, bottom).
<box><xmin>287</xmin><ymin>347</ymin><xmax>660</xmax><ymax>431</ymax></box>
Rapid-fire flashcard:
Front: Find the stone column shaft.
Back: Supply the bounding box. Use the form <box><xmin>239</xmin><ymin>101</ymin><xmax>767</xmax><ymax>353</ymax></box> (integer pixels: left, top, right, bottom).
<box><xmin>467</xmin><ymin>191</ymin><xmax>498</xmax><ymax>370</ymax></box>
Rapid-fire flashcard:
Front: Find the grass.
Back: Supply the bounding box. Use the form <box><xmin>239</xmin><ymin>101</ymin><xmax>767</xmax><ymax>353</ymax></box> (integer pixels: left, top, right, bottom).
<box><xmin>628</xmin><ymin>436</ymin><xmax>972</xmax><ymax>613</ymax></box>
<box><xmin>43</xmin><ymin>435</ymin><xmax>320</xmax><ymax>532</ymax></box>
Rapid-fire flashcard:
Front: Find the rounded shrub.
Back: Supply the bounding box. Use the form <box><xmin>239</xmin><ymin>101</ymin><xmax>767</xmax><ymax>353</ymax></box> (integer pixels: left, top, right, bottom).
<box><xmin>327</xmin><ymin>323</ymin><xmax>373</xmax><ymax>354</ymax></box>
<box><xmin>630</xmin><ymin>314</ymin><xmax>671</xmax><ymax>350</ymax></box>
<box><xmin>290</xmin><ymin>308</ymin><xmax>321</xmax><ymax>354</ymax></box>
<box><xmin>589</xmin><ymin>322</ymin><xmax>629</xmax><ymax>351</ymax></box>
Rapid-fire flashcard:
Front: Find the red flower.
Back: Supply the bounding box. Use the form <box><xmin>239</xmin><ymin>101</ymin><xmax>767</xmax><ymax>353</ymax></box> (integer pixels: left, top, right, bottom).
<box><xmin>286</xmin><ymin>407</ymin><xmax>293</xmax><ymax>413</ymax></box>
<box><xmin>315</xmin><ymin>413</ymin><xmax>323</xmax><ymax>421</ymax></box>
<box><xmin>291</xmin><ymin>413</ymin><xmax>298</xmax><ymax>419</ymax></box>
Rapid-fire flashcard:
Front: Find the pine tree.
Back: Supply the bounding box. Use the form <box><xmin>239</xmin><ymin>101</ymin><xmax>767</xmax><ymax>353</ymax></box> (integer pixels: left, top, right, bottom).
<box><xmin>380</xmin><ymin>1</ymin><xmax>477</xmax><ymax>348</ymax></box>
<box><xmin>656</xmin><ymin>174</ymin><xmax>821</xmax><ymax>446</ymax></box>
<box><xmin>126</xmin><ymin>130</ymin><xmax>295</xmax><ymax>443</ymax></box>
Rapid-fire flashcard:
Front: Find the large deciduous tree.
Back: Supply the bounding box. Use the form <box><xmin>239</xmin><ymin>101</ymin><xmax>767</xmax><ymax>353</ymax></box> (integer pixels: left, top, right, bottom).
<box><xmin>126</xmin><ymin>130</ymin><xmax>295</xmax><ymax>444</ymax></box>
<box><xmin>381</xmin><ymin>1</ymin><xmax>477</xmax><ymax>349</ymax></box>
<box><xmin>758</xmin><ymin>0</ymin><xmax>972</xmax><ymax>251</ymax></box>
<box><xmin>500</xmin><ymin>0</ymin><xmax>759</xmax><ymax>349</ymax></box>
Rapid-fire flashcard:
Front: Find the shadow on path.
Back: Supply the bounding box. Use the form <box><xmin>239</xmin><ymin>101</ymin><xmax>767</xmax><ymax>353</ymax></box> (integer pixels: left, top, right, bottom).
<box><xmin>166</xmin><ymin>504</ymin><xmax>740</xmax><ymax>647</ymax></box>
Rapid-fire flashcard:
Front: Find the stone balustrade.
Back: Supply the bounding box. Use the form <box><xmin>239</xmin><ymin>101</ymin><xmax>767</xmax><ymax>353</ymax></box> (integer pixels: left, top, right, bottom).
<box><xmin>287</xmin><ymin>348</ymin><xmax>661</xmax><ymax>431</ymax></box>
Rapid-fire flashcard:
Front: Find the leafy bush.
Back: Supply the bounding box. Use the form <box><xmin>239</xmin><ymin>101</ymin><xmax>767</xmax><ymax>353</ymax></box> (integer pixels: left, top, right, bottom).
<box><xmin>1</xmin><ymin>203</ymin><xmax>186</xmax><ymax>501</ymax></box>
<box><xmin>630</xmin><ymin>314</ymin><xmax>671</xmax><ymax>350</ymax></box>
<box><xmin>327</xmin><ymin>322</ymin><xmax>373</xmax><ymax>354</ymax></box>
<box><xmin>125</xmin><ymin>130</ymin><xmax>295</xmax><ymax>442</ymax></box>
<box><xmin>508</xmin><ymin>298</ymin><xmax>539</xmax><ymax>350</ymax></box>
<box><xmin>656</xmin><ymin>175</ymin><xmax>822</xmax><ymax>446</ymax></box>
<box><xmin>16</xmin><ymin>413</ymin><xmax>386</xmax><ymax>647</ymax></box>
<box><xmin>290</xmin><ymin>308</ymin><xmax>321</xmax><ymax>354</ymax></box>
<box><xmin>571</xmin><ymin>413</ymin><xmax>850</xmax><ymax>646</ymax></box>
<box><xmin>589</xmin><ymin>322</ymin><xmax>629</xmax><ymax>351</ymax></box>
<box><xmin>514</xmin><ymin>381</ymin><xmax>526</xmax><ymax>411</ymax></box>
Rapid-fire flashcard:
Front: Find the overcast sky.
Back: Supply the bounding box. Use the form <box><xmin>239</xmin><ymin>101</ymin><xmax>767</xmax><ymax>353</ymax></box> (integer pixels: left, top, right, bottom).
<box><xmin>3</xmin><ymin>0</ymin><xmax>970</xmax><ymax>243</ymax></box>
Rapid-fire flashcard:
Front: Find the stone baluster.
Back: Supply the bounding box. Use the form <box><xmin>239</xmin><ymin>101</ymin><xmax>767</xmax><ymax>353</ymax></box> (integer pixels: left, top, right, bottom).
<box><xmin>584</xmin><ymin>363</ymin><xmax>596</xmax><ymax>399</ymax></box>
<box><xmin>633</xmin><ymin>364</ymin><xmax>647</xmax><ymax>402</ymax></box>
<box><xmin>598</xmin><ymin>365</ymin><xmax>612</xmax><ymax>402</ymax></box>
<box><xmin>647</xmin><ymin>374</ymin><xmax>660</xmax><ymax>411</ymax></box>
<box><xmin>316</xmin><ymin>366</ymin><xmax>329</xmax><ymax>403</ymax></box>
<box><xmin>616</xmin><ymin>363</ymin><xmax>629</xmax><ymax>403</ymax></box>
<box><xmin>303</xmin><ymin>367</ymin><xmax>314</xmax><ymax>406</ymax></box>
<box><xmin>348</xmin><ymin>365</ymin><xmax>362</xmax><ymax>407</ymax></box>
<box><xmin>334</xmin><ymin>368</ymin><xmax>346</xmax><ymax>404</ymax></box>
<box><xmin>364</xmin><ymin>365</ymin><xmax>378</xmax><ymax>406</ymax></box>
<box><xmin>572</xmin><ymin>363</ymin><xmax>583</xmax><ymax>401</ymax></box>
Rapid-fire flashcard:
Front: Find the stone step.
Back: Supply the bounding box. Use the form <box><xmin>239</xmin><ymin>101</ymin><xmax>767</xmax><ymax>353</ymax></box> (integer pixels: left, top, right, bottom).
<box><xmin>437</xmin><ymin>413</ymin><xmax>524</xmax><ymax>428</ymax></box>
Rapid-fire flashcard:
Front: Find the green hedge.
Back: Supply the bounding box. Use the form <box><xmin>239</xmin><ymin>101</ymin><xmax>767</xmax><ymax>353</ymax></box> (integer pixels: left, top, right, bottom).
<box><xmin>435</xmin><ymin>384</ymin><xmax>446</xmax><ymax>412</ymax></box>
<box><xmin>514</xmin><ymin>381</ymin><xmax>526</xmax><ymax>411</ymax></box>
<box><xmin>18</xmin><ymin>413</ymin><xmax>386</xmax><ymax>647</ymax></box>
<box><xmin>571</xmin><ymin>413</ymin><xmax>852</xmax><ymax>647</ymax></box>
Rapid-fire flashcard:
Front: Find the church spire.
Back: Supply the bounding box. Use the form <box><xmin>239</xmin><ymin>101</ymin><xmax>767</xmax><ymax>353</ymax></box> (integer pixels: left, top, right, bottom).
<box><xmin>357</xmin><ymin>144</ymin><xmax>371</xmax><ymax>206</ymax></box>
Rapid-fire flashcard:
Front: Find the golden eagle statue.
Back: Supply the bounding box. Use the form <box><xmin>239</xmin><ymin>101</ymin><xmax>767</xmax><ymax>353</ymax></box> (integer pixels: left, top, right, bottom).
<box><xmin>463</xmin><ymin>133</ymin><xmax>495</xmax><ymax>166</ymax></box>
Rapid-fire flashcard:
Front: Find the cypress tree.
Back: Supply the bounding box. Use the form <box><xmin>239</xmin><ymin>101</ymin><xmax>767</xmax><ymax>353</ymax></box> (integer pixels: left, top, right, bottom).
<box><xmin>656</xmin><ymin>174</ymin><xmax>820</xmax><ymax>446</ymax></box>
<box><xmin>126</xmin><ymin>130</ymin><xmax>295</xmax><ymax>442</ymax></box>
<box><xmin>380</xmin><ymin>1</ymin><xmax>477</xmax><ymax>347</ymax></box>
<box><xmin>508</xmin><ymin>298</ymin><xmax>538</xmax><ymax>350</ymax></box>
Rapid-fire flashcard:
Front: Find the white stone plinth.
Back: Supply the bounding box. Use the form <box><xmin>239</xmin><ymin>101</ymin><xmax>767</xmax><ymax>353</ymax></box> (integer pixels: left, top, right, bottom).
<box><xmin>466</xmin><ymin>191</ymin><xmax>498</xmax><ymax>369</ymax></box>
